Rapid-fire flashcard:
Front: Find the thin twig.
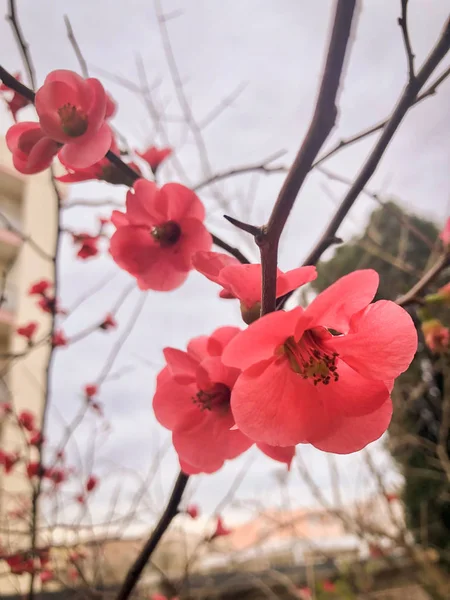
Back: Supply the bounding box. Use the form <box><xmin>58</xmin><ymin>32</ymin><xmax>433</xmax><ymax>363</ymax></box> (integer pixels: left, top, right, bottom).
<box><xmin>303</xmin><ymin>16</ymin><xmax>450</xmax><ymax>267</ymax></box>
<box><xmin>399</xmin><ymin>0</ymin><xmax>416</xmax><ymax>81</ymax></box>
<box><xmin>211</xmin><ymin>233</ymin><xmax>250</xmax><ymax>264</ymax></box>
<box><xmin>6</xmin><ymin>0</ymin><xmax>36</xmax><ymax>88</ymax></box>
<box><xmin>115</xmin><ymin>471</ymin><xmax>189</xmax><ymax>600</ymax></box>
<box><xmin>396</xmin><ymin>252</ymin><xmax>449</xmax><ymax>306</ymax></box>
<box><xmin>63</xmin><ymin>15</ymin><xmax>89</xmax><ymax>78</ymax></box>
<box><xmin>258</xmin><ymin>0</ymin><xmax>358</xmax><ymax>314</ymax></box>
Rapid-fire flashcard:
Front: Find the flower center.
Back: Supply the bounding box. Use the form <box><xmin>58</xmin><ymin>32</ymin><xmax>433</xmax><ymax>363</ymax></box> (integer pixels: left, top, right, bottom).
<box><xmin>193</xmin><ymin>383</ymin><xmax>231</xmax><ymax>412</ymax></box>
<box><xmin>279</xmin><ymin>331</ymin><xmax>339</xmax><ymax>386</ymax></box>
<box><xmin>151</xmin><ymin>221</ymin><xmax>182</xmax><ymax>247</ymax></box>
<box><xmin>58</xmin><ymin>103</ymin><xmax>88</xmax><ymax>137</ymax></box>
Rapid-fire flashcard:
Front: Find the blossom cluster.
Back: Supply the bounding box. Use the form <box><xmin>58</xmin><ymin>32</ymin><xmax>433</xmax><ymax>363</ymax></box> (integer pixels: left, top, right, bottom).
<box><xmin>3</xmin><ymin>70</ymin><xmax>419</xmax><ymax>479</ymax></box>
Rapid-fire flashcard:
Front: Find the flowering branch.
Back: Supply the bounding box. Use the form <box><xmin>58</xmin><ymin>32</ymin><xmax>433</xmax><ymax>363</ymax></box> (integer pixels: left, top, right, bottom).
<box><xmin>115</xmin><ymin>470</ymin><xmax>189</xmax><ymax>600</ymax></box>
<box><xmin>302</xmin><ymin>15</ymin><xmax>450</xmax><ymax>268</ymax></box>
<box><xmin>257</xmin><ymin>0</ymin><xmax>358</xmax><ymax>314</ymax></box>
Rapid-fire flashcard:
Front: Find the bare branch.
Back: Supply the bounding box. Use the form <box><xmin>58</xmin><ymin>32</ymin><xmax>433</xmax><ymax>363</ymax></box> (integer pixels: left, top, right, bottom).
<box><xmin>396</xmin><ymin>251</ymin><xmax>449</xmax><ymax>306</ymax></box>
<box><xmin>258</xmin><ymin>0</ymin><xmax>358</xmax><ymax>314</ymax></box>
<box><xmin>398</xmin><ymin>0</ymin><xmax>416</xmax><ymax>81</ymax></box>
<box><xmin>64</xmin><ymin>15</ymin><xmax>89</xmax><ymax>78</ymax></box>
<box><xmin>211</xmin><ymin>233</ymin><xmax>250</xmax><ymax>264</ymax></box>
<box><xmin>115</xmin><ymin>471</ymin><xmax>189</xmax><ymax>600</ymax></box>
<box><xmin>6</xmin><ymin>0</ymin><xmax>36</xmax><ymax>88</ymax></box>
<box><xmin>303</xmin><ymin>15</ymin><xmax>450</xmax><ymax>267</ymax></box>
<box><xmin>199</xmin><ymin>81</ymin><xmax>248</xmax><ymax>129</ymax></box>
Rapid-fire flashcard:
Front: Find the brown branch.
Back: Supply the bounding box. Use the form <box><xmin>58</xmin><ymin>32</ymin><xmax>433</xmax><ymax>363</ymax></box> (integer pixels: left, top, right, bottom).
<box><xmin>399</xmin><ymin>0</ymin><xmax>416</xmax><ymax>81</ymax></box>
<box><xmin>303</xmin><ymin>15</ymin><xmax>450</xmax><ymax>267</ymax></box>
<box><xmin>115</xmin><ymin>471</ymin><xmax>189</xmax><ymax>600</ymax></box>
<box><xmin>312</xmin><ymin>64</ymin><xmax>450</xmax><ymax>168</ymax></box>
<box><xmin>396</xmin><ymin>252</ymin><xmax>449</xmax><ymax>306</ymax></box>
<box><xmin>258</xmin><ymin>0</ymin><xmax>357</xmax><ymax>314</ymax></box>
<box><xmin>211</xmin><ymin>234</ymin><xmax>250</xmax><ymax>264</ymax></box>
<box><xmin>6</xmin><ymin>0</ymin><xmax>36</xmax><ymax>88</ymax></box>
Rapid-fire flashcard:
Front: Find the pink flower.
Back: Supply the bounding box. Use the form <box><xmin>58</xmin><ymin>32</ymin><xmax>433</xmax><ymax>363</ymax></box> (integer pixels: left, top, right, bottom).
<box><xmin>222</xmin><ymin>270</ymin><xmax>417</xmax><ymax>453</ymax></box>
<box><xmin>5</xmin><ymin>553</ymin><xmax>35</xmax><ymax>574</ymax></box>
<box><xmin>439</xmin><ymin>217</ymin><xmax>450</xmax><ymax>246</ymax></box>
<box><xmin>99</xmin><ymin>313</ymin><xmax>117</xmax><ymax>330</ymax></box>
<box><xmin>52</xmin><ymin>330</ymin><xmax>68</xmax><ymax>347</ymax></box>
<box><xmin>296</xmin><ymin>587</ymin><xmax>312</xmax><ymax>600</ymax></box>
<box><xmin>37</xmin><ymin>295</ymin><xmax>66</xmax><ymax>315</ymax></box>
<box><xmin>0</xmin><ymin>72</ymin><xmax>32</xmax><ymax>120</ymax></box>
<box><xmin>29</xmin><ymin>279</ymin><xmax>52</xmax><ymax>295</ymax></box>
<box><xmin>6</xmin><ymin>122</ymin><xmax>59</xmax><ymax>174</ymax></box>
<box><xmin>17</xmin><ymin>321</ymin><xmax>38</xmax><ymax>342</ymax></box>
<box><xmin>27</xmin><ymin>461</ymin><xmax>41</xmax><ymax>479</ymax></box>
<box><xmin>193</xmin><ymin>251</ymin><xmax>317</xmax><ymax>323</ymax></box>
<box><xmin>105</xmin><ymin>93</ymin><xmax>117</xmax><ymax>118</ymax></box>
<box><xmin>75</xmin><ymin>493</ymin><xmax>85</xmax><ymax>504</ymax></box>
<box><xmin>29</xmin><ymin>431</ymin><xmax>44</xmax><ymax>447</ymax></box>
<box><xmin>110</xmin><ymin>179</ymin><xmax>212</xmax><ymax>291</ymax></box>
<box><xmin>84</xmin><ymin>384</ymin><xmax>98</xmax><ymax>399</ymax></box>
<box><xmin>72</xmin><ymin>232</ymin><xmax>100</xmax><ymax>260</ymax></box>
<box><xmin>153</xmin><ymin>326</ymin><xmax>253</xmax><ymax>473</ymax></box>
<box><xmin>322</xmin><ymin>580</ymin><xmax>336</xmax><ymax>593</ymax></box>
<box><xmin>45</xmin><ymin>467</ymin><xmax>67</xmax><ymax>485</ymax></box>
<box><xmin>0</xmin><ymin>450</ymin><xmax>19</xmax><ymax>474</ymax></box>
<box><xmin>137</xmin><ymin>145</ymin><xmax>172</xmax><ymax>172</ymax></box>
<box><xmin>40</xmin><ymin>569</ymin><xmax>54</xmax><ymax>583</ymax></box>
<box><xmin>35</xmin><ymin>69</ymin><xmax>112</xmax><ymax>169</ymax></box>
<box><xmin>18</xmin><ymin>410</ymin><xmax>35</xmax><ymax>431</ymax></box>
<box><xmin>186</xmin><ymin>505</ymin><xmax>199</xmax><ymax>519</ymax></box>
<box><xmin>212</xmin><ymin>516</ymin><xmax>231</xmax><ymax>538</ymax></box>
<box><xmin>86</xmin><ymin>475</ymin><xmax>98</xmax><ymax>492</ymax></box>
<box><xmin>422</xmin><ymin>319</ymin><xmax>449</xmax><ymax>353</ymax></box>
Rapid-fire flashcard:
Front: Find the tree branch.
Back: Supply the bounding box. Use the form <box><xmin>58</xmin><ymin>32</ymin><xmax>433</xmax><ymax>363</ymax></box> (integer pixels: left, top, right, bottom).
<box><xmin>115</xmin><ymin>471</ymin><xmax>189</xmax><ymax>600</ymax></box>
<box><xmin>6</xmin><ymin>0</ymin><xmax>36</xmax><ymax>88</ymax></box>
<box><xmin>396</xmin><ymin>252</ymin><xmax>449</xmax><ymax>307</ymax></box>
<box><xmin>399</xmin><ymin>0</ymin><xmax>416</xmax><ymax>81</ymax></box>
<box><xmin>302</xmin><ymin>15</ymin><xmax>450</xmax><ymax>267</ymax></box>
<box><xmin>258</xmin><ymin>0</ymin><xmax>358</xmax><ymax>314</ymax></box>
<box><xmin>211</xmin><ymin>233</ymin><xmax>250</xmax><ymax>264</ymax></box>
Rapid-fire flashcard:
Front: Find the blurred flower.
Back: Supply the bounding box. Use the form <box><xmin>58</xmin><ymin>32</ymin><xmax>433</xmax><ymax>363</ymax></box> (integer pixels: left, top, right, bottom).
<box><xmin>212</xmin><ymin>516</ymin><xmax>231</xmax><ymax>538</ymax></box>
<box><xmin>99</xmin><ymin>313</ymin><xmax>117</xmax><ymax>330</ymax></box>
<box><xmin>18</xmin><ymin>409</ymin><xmax>35</xmax><ymax>431</ymax></box>
<box><xmin>17</xmin><ymin>321</ymin><xmax>38</xmax><ymax>342</ymax></box>
<box><xmin>28</xmin><ymin>279</ymin><xmax>52</xmax><ymax>296</ymax></box>
<box><xmin>186</xmin><ymin>505</ymin><xmax>199</xmax><ymax>519</ymax></box>
<box><xmin>439</xmin><ymin>217</ymin><xmax>450</xmax><ymax>247</ymax></box>
<box><xmin>422</xmin><ymin>319</ymin><xmax>449</xmax><ymax>353</ymax></box>
<box><xmin>86</xmin><ymin>475</ymin><xmax>98</xmax><ymax>492</ymax></box>
<box><xmin>84</xmin><ymin>384</ymin><xmax>98</xmax><ymax>399</ymax></box>
<box><xmin>137</xmin><ymin>145</ymin><xmax>172</xmax><ymax>172</ymax></box>
<box><xmin>72</xmin><ymin>232</ymin><xmax>100</xmax><ymax>260</ymax></box>
<box><xmin>0</xmin><ymin>72</ymin><xmax>32</xmax><ymax>120</ymax></box>
<box><xmin>6</xmin><ymin>122</ymin><xmax>59</xmax><ymax>174</ymax></box>
<box><xmin>52</xmin><ymin>330</ymin><xmax>68</xmax><ymax>347</ymax></box>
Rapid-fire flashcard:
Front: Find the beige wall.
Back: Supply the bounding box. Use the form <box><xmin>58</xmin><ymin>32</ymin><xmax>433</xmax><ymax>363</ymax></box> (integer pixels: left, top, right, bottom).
<box><xmin>0</xmin><ymin>138</ymin><xmax>59</xmax><ymax>593</ymax></box>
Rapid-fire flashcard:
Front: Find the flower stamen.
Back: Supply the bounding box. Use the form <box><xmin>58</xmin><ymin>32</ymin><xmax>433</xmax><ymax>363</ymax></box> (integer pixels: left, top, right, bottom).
<box><xmin>151</xmin><ymin>221</ymin><xmax>182</xmax><ymax>247</ymax></box>
<box><xmin>281</xmin><ymin>332</ymin><xmax>339</xmax><ymax>386</ymax></box>
<box><xmin>58</xmin><ymin>103</ymin><xmax>88</xmax><ymax>137</ymax></box>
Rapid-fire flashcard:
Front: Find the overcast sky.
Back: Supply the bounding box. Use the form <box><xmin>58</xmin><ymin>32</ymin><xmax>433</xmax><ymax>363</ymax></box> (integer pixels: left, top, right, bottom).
<box><xmin>0</xmin><ymin>0</ymin><xmax>449</xmax><ymax>534</ymax></box>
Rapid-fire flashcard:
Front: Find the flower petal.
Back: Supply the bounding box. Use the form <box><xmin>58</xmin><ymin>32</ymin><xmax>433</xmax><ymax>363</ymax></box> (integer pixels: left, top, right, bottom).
<box><xmin>207</xmin><ymin>326</ymin><xmax>241</xmax><ymax>356</ymax></box>
<box><xmin>159</xmin><ymin>183</ymin><xmax>205</xmax><ymax>222</ymax></box>
<box><xmin>305</xmin><ymin>270</ymin><xmax>379</xmax><ymax>334</ymax></box>
<box><xmin>328</xmin><ymin>300</ymin><xmax>417</xmax><ymax>380</ymax></box>
<box><xmin>219</xmin><ymin>264</ymin><xmax>265</xmax><ymax>308</ymax></box>
<box><xmin>192</xmin><ymin>251</ymin><xmax>239</xmax><ymax>289</ymax></box>
<box><xmin>276</xmin><ymin>266</ymin><xmax>317</xmax><ymax>297</ymax></box>
<box><xmin>172</xmin><ymin>410</ymin><xmax>252</xmax><ymax>473</ymax></box>
<box><xmin>222</xmin><ymin>307</ymin><xmax>304</xmax><ymax>371</ymax></box>
<box><xmin>316</xmin><ymin>359</ymin><xmax>389</xmax><ymax>417</ymax></box>
<box><xmin>164</xmin><ymin>347</ymin><xmax>198</xmax><ymax>384</ymax></box>
<box><xmin>84</xmin><ymin>78</ymin><xmax>107</xmax><ymax>134</ymax></box>
<box><xmin>257</xmin><ymin>443</ymin><xmax>296</xmax><ymax>469</ymax></box>
<box><xmin>231</xmin><ymin>357</ymin><xmax>332</xmax><ymax>446</ymax></box>
<box><xmin>153</xmin><ymin>370</ymin><xmax>198</xmax><ymax>431</ymax></box>
<box><xmin>125</xmin><ymin>180</ymin><xmax>158</xmax><ymax>226</ymax></box>
<box><xmin>58</xmin><ymin>123</ymin><xmax>112</xmax><ymax>169</ymax></box>
<box><xmin>310</xmin><ymin>399</ymin><xmax>392</xmax><ymax>454</ymax></box>
<box><xmin>165</xmin><ymin>219</ymin><xmax>212</xmax><ymax>272</ymax></box>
